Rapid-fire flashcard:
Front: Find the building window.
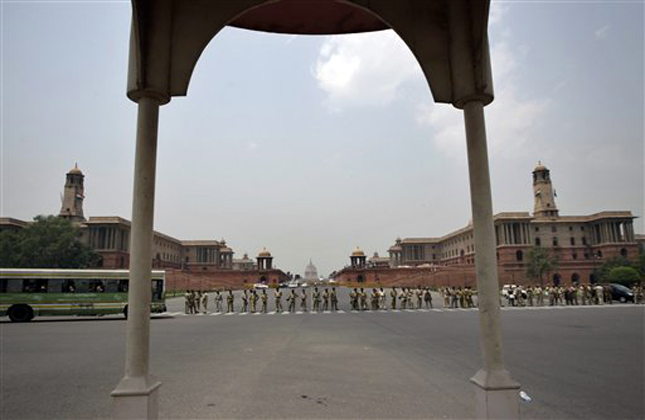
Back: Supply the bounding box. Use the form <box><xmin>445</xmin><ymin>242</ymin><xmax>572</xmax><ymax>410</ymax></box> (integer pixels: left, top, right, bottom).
<box><xmin>597</xmin><ymin>250</ymin><xmax>603</xmax><ymax>258</ymax></box>
<box><xmin>582</xmin><ymin>237</ymin><xmax>587</xmax><ymax>246</ymax></box>
<box><xmin>620</xmin><ymin>248</ymin><xmax>627</xmax><ymax>258</ymax></box>
<box><xmin>570</xmin><ymin>237</ymin><xmax>575</xmax><ymax>246</ymax></box>
<box><xmin>572</xmin><ymin>253</ymin><xmax>577</xmax><ymax>260</ymax></box>
<box><xmin>571</xmin><ymin>273</ymin><xmax>580</xmax><ymax>284</ymax></box>
<box><xmin>551</xmin><ymin>226</ymin><xmax>557</xmax><ymax>233</ymax></box>
<box><xmin>552</xmin><ymin>273</ymin><xmax>561</xmax><ymax>286</ymax></box>
<box><xmin>516</xmin><ymin>250</ymin><xmax>523</xmax><ymax>262</ymax></box>
<box><xmin>535</xmin><ymin>237</ymin><xmax>541</xmax><ymax>246</ymax></box>
<box><xmin>552</xmin><ymin>237</ymin><xmax>558</xmax><ymax>246</ymax></box>
<box><xmin>581</xmin><ymin>226</ymin><xmax>585</xmax><ymax>231</ymax></box>
<box><xmin>569</xmin><ymin>226</ymin><xmax>573</xmax><ymax>231</ymax></box>
<box><xmin>535</xmin><ymin>227</ymin><xmax>539</xmax><ymax>232</ymax></box>
<box><xmin>584</xmin><ymin>253</ymin><xmax>590</xmax><ymax>260</ymax></box>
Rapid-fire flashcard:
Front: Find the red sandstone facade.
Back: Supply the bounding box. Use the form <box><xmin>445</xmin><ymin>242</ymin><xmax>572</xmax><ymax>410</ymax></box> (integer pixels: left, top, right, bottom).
<box><xmin>335</xmin><ymin>164</ymin><xmax>641</xmax><ymax>288</ymax></box>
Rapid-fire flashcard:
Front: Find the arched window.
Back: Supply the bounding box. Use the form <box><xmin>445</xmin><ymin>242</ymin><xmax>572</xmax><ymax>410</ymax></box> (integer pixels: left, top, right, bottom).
<box><xmin>590</xmin><ymin>273</ymin><xmax>597</xmax><ymax>284</ymax></box>
<box><xmin>552</xmin><ymin>273</ymin><xmax>561</xmax><ymax>286</ymax></box>
<box><xmin>357</xmin><ymin>275</ymin><xmax>364</xmax><ymax>283</ymax></box>
<box><xmin>597</xmin><ymin>250</ymin><xmax>603</xmax><ymax>258</ymax></box>
<box><xmin>571</xmin><ymin>273</ymin><xmax>580</xmax><ymax>284</ymax></box>
<box><xmin>620</xmin><ymin>248</ymin><xmax>628</xmax><ymax>258</ymax></box>
<box><xmin>516</xmin><ymin>250</ymin><xmax>523</xmax><ymax>262</ymax></box>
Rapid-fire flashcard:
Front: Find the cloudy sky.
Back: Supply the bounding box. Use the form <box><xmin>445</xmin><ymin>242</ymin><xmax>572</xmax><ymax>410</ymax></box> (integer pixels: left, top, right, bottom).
<box><xmin>2</xmin><ymin>1</ymin><xmax>643</xmax><ymax>276</ymax></box>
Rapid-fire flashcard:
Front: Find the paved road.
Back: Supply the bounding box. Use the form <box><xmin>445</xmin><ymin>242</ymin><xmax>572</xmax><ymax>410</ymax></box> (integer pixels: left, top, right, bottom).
<box><xmin>1</xmin><ymin>292</ymin><xmax>643</xmax><ymax>419</ymax></box>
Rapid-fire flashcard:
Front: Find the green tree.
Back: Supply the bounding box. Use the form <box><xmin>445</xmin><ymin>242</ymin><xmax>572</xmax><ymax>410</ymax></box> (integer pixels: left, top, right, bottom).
<box><xmin>0</xmin><ymin>215</ymin><xmax>100</xmax><ymax>268</ymax></box>
<box><xmin>607</xmin><ymin>266</ymin><xmax>641</xmax><ymax>287</ymax></box>
<box><xmin>525</xmin><ymin>246</ymin><xmax>558</xmax><ymax>286</ymax></box>
<box><xmin>593</xmin><ymin>256</ymin><xmax>638</xmax><ymax>283</ymax></box>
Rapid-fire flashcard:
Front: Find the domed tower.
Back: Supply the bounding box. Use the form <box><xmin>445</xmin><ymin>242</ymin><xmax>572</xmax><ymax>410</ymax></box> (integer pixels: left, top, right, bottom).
<box><xmin>533</xmin><ymin>161</ymin><xmax>559</xmax><ymax>218</ymax></box>
<box><xmin>304</xmin><ymin>259</ymin><xmax>318</xmax><ymax>282</ymax></box>
<box><xmin>350</xmin><ymin>247</ymin><xmax>366</xmax><ymax>269</ymax></box>
<box><xmin>257</xmin><ymin>248</ymin><xmax>273</xmax><ymax>270</ymax></box>
<box><xmin>59</xmin><ymin>164</ymin><xmax>85</xmax><ymax>223</ymax></box>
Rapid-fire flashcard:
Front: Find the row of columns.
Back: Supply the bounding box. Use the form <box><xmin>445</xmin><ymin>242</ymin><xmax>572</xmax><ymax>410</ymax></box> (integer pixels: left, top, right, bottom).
<box><xmin>219</xmin><ymin>253</ymin><xmax>233</xmax><ymax>268</ymax></box>
<box><xmin>500</xmin><ymin>223</ymin><xmax>531</xmax><ymax>246</ymax></box>
<box><xmin>594</xmin><ymin>220</ymin><xmax>634</xmax><ymax>244</ymax></box>
<box><xmin>90</xmin><ymin>226</ymin><xmax>127</xmax><ymax>251</ymax></box>
<box><xmin>389</xmin><ymin>251</ymin><xmax>403</xmax><ymax>267</ymax></box>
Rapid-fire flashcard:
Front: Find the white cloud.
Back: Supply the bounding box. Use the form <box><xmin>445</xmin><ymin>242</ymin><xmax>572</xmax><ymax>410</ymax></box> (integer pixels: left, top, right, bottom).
<box><xmin>313</xmin><ymin>30</ymin><xmax>422</xmax><ymax>111</ymax></box>
<box><xmin>245</xmin><ymin>142</ymin><xmax>258</xmax><ymax>152</ymax></box>
<box><xmin>594</xmin><ymin>25</ymin><xmax>610</xmax><ymax>39</ymax></box>
<box><xmin>416</xmin><ymin>22</ymin><xmax>547</xmax><ymax>160</ymax></box>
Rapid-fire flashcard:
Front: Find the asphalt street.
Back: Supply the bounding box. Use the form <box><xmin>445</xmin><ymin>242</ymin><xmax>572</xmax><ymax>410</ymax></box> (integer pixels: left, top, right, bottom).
<box><xmin>1</xmin><ymin>289</ymin><xmax>643</xmax><ymax>419</ymax></box>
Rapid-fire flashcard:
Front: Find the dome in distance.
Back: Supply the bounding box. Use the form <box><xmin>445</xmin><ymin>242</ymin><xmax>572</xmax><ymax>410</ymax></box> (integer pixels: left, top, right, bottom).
<box><xmin>68</xmin><ymin>163</ymin><xmax>82</xmax><ymax>175</ymax></box>
<box><xmin>534</xmin><ymin>161</ymin><xmax>547</xmax><ymax>172</ymax></box>
<box><xmin>351</xmin><ymin>246</ymin><xmax>365</xmax><ymax>257</ymax></box>
<box><xmin>258</xmin><ymin>247</ymin><xmax>272</xmax><ymax>258</ymax></box>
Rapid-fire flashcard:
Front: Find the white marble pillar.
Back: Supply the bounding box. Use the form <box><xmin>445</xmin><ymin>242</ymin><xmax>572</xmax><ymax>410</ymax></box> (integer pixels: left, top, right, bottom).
<box><xmin>463</xmin><ymin>101</ymin><xmax>520</xmax><ymax>419</ymax></box>
<box><xmin>111</xmin><ymin>96</ymin><xmax>161</xmax><ymax>419</ymax></box>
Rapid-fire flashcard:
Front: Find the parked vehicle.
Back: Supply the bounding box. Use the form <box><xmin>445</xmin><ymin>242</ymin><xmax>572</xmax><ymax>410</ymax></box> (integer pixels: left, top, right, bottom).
<box><xmin>607</xmin><ymin>283</ymin><xmax>634</xmax><ymax>303</ymax></box>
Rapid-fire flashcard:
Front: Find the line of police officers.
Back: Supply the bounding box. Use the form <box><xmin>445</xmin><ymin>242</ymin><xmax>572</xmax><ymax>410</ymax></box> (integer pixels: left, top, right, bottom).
<box><xmin>184</xmin><ymin>287</ymin><xmax>341</xmax><ymax>314</ymax></box>
<box><xmin>184</xmin><ymin>287</ymin><xmax>438</xmax><ymax>314</ymax></box>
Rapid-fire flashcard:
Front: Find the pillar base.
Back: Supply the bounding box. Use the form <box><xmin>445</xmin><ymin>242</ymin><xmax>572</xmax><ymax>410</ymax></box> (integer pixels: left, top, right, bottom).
<box><xmin>471</xmin><ymin>369</ymin><xmax>521</xmax><ymax>419</ymax></box>
<box><xmin>111</xmin><ymin>376</ymin><xmax>161</xmax><ymax>419</ymax></box>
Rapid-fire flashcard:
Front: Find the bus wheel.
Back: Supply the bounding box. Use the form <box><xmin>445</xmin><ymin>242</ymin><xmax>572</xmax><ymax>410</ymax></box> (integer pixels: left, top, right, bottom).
<box><xmin>123</xmin><ymin>305</ymin><xmax>128</xmax><ymax>319</ymax></box>
<box><xmin>8</xmin><ymin>305</ymin><xmax>34</xmax><ymax>322</ymax></box>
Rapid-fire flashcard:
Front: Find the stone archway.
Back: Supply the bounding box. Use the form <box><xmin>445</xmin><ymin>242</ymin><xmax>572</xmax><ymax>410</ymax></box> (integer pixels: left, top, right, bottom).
<box><xmin>113</xmin><ymin>2</ymin><xmax>518</xmax><ymax>419</ymax></box>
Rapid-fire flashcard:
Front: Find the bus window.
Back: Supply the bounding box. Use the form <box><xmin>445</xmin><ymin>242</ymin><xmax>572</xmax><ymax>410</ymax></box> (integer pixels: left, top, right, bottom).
<box><xmin>23</xmin><ymin>279</ymin><xmax>48</xmax><ymax>293</ymax></box>
<box><xmin>75</xmin><ymin>280</ymin><xmax>90</xmax><ymax>293</ymax></box>
<box><xmin>118</xmin><ymin>280</ymin><xmax>128</xmax><ymax>293</ymax></box>
<box><xmin>7</xmin><ymin>280</ymin><xmax>22</xmax><ymax>293</ymax></box>
<box><xmin>105</xmin><ymin>280</ymin><xmax>120</xmax><ymax>293</ymax></box>
<box><xmin>152</xmin><ymin>280</ymin><xmax>163</xmax><ymax>300</ymax></box>
<box><xmin>90</xmin><ymin>280</ymin><xmax>105</xmax><ymax>293</ymax></box>
<box><xmin>0</xmin><ymin>279</ymin><xmax>6</xmax><ymax>293</ymax></box>
<box><xmin>63</xmin><ymin>279</ymin><xmax>76</xmax><ymax>293</ymax></box>
<box><xmin>48</xmin><ymin>279</ymin><xmax>66</xmax><ymax>293</ymax></box>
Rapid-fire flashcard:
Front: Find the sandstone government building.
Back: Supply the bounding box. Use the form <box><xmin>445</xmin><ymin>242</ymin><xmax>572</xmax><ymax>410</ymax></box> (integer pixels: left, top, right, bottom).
<box><xmin>1</xmin><ymin>163</ymin><xmax>642</xmax><ymax>290</ymax></box>
<box><xmin>334</xmin><ymin>162</ymin><xmax>643</xmax><ymax>288</ymax></box>
<box><xmin>0</xmin><ymin>165</ymin><xmax>289</xmax><ymax>290</ymax></box>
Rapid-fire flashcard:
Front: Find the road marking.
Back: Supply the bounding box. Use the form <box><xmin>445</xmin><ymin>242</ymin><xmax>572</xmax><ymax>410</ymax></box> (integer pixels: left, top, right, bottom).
<box><xmin>267</xmin><ymin>311</ymin><xmax>276</xmax><ymax>315</ymax></box>
<box><xmin>209</xmin><ymin>312</ymin><xmax>221</xmax><ymax>316</ymax></box>
<box><xmin>224</xmin><ymin>313</ymin><xmax>235</xmax><ymax>316</ymax></box>
<box><xmin>239</xmin><ymin>313</ymin><xmax>248</xmax><ymax>316</ymax></box>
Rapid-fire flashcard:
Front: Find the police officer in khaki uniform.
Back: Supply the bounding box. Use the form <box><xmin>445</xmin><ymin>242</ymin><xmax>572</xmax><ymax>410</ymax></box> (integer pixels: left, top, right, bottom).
<box><xmin>261</xmin><ymin>289</ymin><xmax>268</xmax><ymax>313</ymax></box>
<box><xmin>226</xmin><ymin>290</ymin><xmax>234</xmax><ymax>313</ymax></box>
<box><xmin>322</xmin><ymin>288</ymin><xmax>330</xmax><ymax>311</ymax></box>
<box><xmin>330</xmin><ymin>287</ymin><xmax>338</xmax><ymax>311</ymax></box>
<box><xmin>274</xmin><ymin>288</ymin><xmax>283</xmax><ymax>312</ymax></box>
<box><xmin>312</xmin><ymin>287</ymin><xmax>321</xmax><ymax>312</ymax></box>
<box><xmin>287</xmin><ymin>289</ymin><xmax>296</xmax><ymax>313</ymax></box>
<box><xmin>300</xmin><ymin>289</ymin><xmax>308</xmax><ymax>312</ymax></box>
<box><xmin>215</xmin><ymin>290</ymin><xmax>223</xmax><ymax>313</ymax></box>
<box><xmin>241</xmin><ymin>290</ymin><xmax>249</xmax><ymax>313</ymax></box>
<box><xmin>390</xmin><ymin>287</ymin><xmax>397</xmax><ymax>310</ymax></box>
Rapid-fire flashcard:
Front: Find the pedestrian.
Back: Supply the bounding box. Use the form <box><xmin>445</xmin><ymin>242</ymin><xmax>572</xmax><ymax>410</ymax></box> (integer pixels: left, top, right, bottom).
<box><xmin>184</xmin><ymin>290</ymin><xmax>191</xmax><ymax>314</ymax></box>
<box><xmin>313</xmin><ymin>287</ymin><xmax>321</xmax><ymax>312</ymax></box>
<box><xmin>390</xmin><ymin>287</ymin><xmax>397</xmax><ymax>310</ymax></box>
<box><xmin>322</xmin><ymin>288</ymin><xmax>330</xmax><ymax>311</ymax></box>
<box><xmin>261</xmin><ymin>289</ymin><xmax>268</xmax><ymax>313</ymax></box>
<box><xmin>201</xmin><ymin>290</ymin><xmax>208</xmax><ymax>314</ymax></box>
<box><xmin>287</xmin><ymin>289</ymin><xmax>296</xmax><ymax>313</ymax></box>
<box><xmin>424</xmin><ymin>288</ymin><xmax>433</xmax><ymax>309</ymax></box>
<box><xmin>275</xmin><ymin>288</ymin><xmax>283</xmax><ymax>312</ymax></box>
<box><xmin>300</xmin><ymin>288</ymin><xmax>308</xmax><ymax>312</ymax></box>
<box><xmin>330</xmin><ymin>287</ymin><xmax>338</xmax><ymax>311</ymax></box>
<box><xmin>215</xmin><ymin>290</ymin><xmax>223</xmax><ymax>313</ymax></box>
<box><xmin>226</xmin><ymin>290</ymin><xmax>234</xmax><ymax>313</ymax></box>
<box><xmin>360</xmin><ymin>288</ymin><xmax>368</xmax><ymax>311</ymax></box>
<box><xmin>250</xmin><ymin>289</ymin><xmax>258</xmax><ymax>313</ymax></box>
<box><xmin>241</xmin><ymin>290</ymin><xmax>249</xmax><ymax>313</ymax></box>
